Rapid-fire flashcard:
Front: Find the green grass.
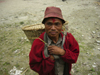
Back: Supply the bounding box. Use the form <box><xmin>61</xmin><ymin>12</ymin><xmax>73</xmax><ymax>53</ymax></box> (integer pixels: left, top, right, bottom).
<box><xmin>90</xmin><ymin>68</ymin><xmax>95</xmax><ymax>72</ymax></box>
<box><xmin>3</xmin><ymin>62</ymin><xmax>10</xmax><ymax>66</ymax></box>
<box><xmin>20</xmin><ymin>21</ymin><xmax>24</xmax><ymax>25</ymax></box>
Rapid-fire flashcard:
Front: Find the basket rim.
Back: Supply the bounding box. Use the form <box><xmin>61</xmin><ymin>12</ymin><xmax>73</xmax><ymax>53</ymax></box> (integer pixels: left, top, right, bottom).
<box><xmin>21</xmin><ymin>21</ymin><xmax>68</xmax><ymax>31</ymax></box>
<box><xmin>21</xmin><ymin>24</ymin><xmax>45</xmax><ymax>30</ymax></box>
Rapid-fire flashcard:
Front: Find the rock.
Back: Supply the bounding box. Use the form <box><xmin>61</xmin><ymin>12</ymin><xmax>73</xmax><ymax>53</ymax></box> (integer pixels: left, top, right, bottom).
<box><xmin>20</xmin><ymin>67</ymin><xmax>23</xmax><ymax>70</ymax></box>
<box><xmin>9</xmin><ymin>66</ymin><xmax>22</xmax><ymax>75</ymax></box>
<box><xmin>43</xmin><ymin>3</ymin><xmax>47</xmax><ymax>5</ymax></box>
<box><xmin>18</xmin><ymin>16</ymin><xmax>28</xmax><ymax>20</ymax></box>
<box><xmin>92</xmin><ymin>65</ymin><xmax>96</xmax><ymax>68</ymax></box>
<box><xmin>97</xmin><ymin>36</ymin><xmax>100</xmax><ymax>38</ymax></box>
<box><xmin>14</xmin><ymin>49</ymin><xmax>19</xmax><ymax>53</ymax></box>
<box><xmin>21</xmin><ymin>37</ymin><xmax>24</xmax><ymax>40</ymax></box>
<box><xmin>89</xmin><ymin>37</ymin><xmax>91</xmax><ymax>39</ymax></box>
<box><xmin>56</xmin><ymin>5</ymin><xmax>63</xmax><ymax>7</ymax></box>
<box><xmin>95</xmin><ymin>22</ymin><xmax>97</xmax><ymax>25</ymax></box>
<box><xmin>96</xmin><ymin>27</ymin><xmax>99</xmax><ymax>30</ymax></box>
<box><xmin>88</xmin><ymin>74</ymin><xmax>91</xmax><ymax>75</ymax></box>
<box><xmin>1</xmin><ymin>19</ymin><xmax>4</xmax><ymax>21</ymax></box>
<box><xmin>26</xmin><ymin>39</ymin><xmax>29</xmax><ymax>42</ymax></box>
<box><xmin>82</xmin><ymin>35</ymin><xmax>84</xmax><ymax>37</ymax></box>
<box><xmin>94</xmin><ymin>62</ymin><xmax>96</xmax><ymax>65</ymax></box>
<box><xmin>71</xmin><ymin>69</ymin><xmax>74</xmax><ymax>73</ymax></box>
<box><xmin>41</xmin><ymin>9</ymin><xmax>44</xmax><ymax>11</ymax></box>
<box><xmin>96</xmin><ymin>40</ymin><xmax>100</xmax><ymax>44</ymax></box>
<box><xmin>98</xmin><ymin>48</ymin><xmax>100</xmax><ymax>50</ymax></box>
<box><xmin>82</xmin><ymin>63</ymin><xmax>87</xmax><ymax>65</ymax></box>
<box><xmin>86</xmin><ymin>52</ymin><xmax>89</xmax><ymax>54</ymax></box>
<box><xmin>92</xmin><ymin>31</ymin><xmax>96</xmax><ymax>34</ymax></box>
<box><xmin>91</xmin><ymin>34</ymin><xmax>94</xmax><ymax>38</ymax></box>
<box><xmin>97</xmin><ymin>33</ymin><xmax>100</xmax><ymax>38</ymax></box>
<box><xmin>15</xmin><ymin>16</ymin><xmax>18</xmax><ymax>18</ymax></box>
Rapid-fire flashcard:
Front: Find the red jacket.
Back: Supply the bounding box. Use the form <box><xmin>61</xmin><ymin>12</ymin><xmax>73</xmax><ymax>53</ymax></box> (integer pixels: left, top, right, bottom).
<box><xmin>29</xmin><ymin>32</ymin><xmax>79</xmax><ymax>75</ymax></box>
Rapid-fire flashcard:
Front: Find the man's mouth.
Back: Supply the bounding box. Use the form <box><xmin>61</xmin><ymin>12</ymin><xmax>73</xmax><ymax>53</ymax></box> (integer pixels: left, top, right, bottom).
<box><xmin>49</xmin><ymin>31</ymin><xmax>56</xmax><ymax>34</ymax></box>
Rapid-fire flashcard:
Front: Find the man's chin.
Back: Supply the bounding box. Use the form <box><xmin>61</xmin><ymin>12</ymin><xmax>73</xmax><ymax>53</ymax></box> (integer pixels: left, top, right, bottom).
<box><xmin>49</xmin><ymin>35</ymin><xmax>57</xmax><ymax>38</ymax></box>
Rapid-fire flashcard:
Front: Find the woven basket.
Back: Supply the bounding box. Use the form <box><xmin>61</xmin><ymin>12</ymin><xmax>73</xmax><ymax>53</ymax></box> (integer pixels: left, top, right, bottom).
<box><xmin>22</xmin><ymin>24</ymin><xmax>45</xmax><ymax>44</ymax></box>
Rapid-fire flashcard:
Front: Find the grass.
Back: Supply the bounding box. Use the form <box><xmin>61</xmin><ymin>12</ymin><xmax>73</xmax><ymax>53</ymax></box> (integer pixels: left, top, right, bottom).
<box><xmin>0</xmin><ymin>35</ymin><xmax>7</xmax><ymax>41</ymax></box>
<box><xmin>15</xmin><ymin>63</ymin><xmax>20</xmax><ymax>68</ymax></box>
<box><xmin>97</xmin><ymin>71</ymin><xmax>100</xmax><ymax>75</ymax></box>
<box><xmin>20</xmin><ymin>21</ymin><xmax>24</xmax><ymax>25</ymax></box>
<box><xmin>90</xmin><ymin>68</ymin><xmax>95</xmax><ymax>72</ymax></box>
<box><xmin>0</xmin><ymin>68</ymin><xmax>9</xmax><ymax>75</ymax></box>
<box><xmin>97</xmin><ymin>54</ymin><xmax>100</xmax><ymax>59</ymax></box>
<box><xmin>3</xmin><ymin>62</ymin><xmax>10</xmax><ymax>66</ymax></box>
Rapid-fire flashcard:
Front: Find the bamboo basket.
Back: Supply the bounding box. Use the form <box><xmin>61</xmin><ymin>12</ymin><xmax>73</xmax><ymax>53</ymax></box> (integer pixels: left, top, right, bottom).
<box><xmin>22</xmin><ymin>24</ymin><xmax>45</xmax><ymax>44</ymax></box>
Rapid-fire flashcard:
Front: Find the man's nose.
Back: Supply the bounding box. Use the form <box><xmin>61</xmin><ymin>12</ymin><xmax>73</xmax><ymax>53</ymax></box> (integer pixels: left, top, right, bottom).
<box><xmin>51</xmin><ymin>25</ymin><xmax>56</xmax><ymax>30</ymax></box>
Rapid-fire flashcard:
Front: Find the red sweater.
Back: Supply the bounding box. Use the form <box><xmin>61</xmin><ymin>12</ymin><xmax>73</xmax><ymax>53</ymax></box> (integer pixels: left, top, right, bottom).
<box><xmin>29</xmin><ymin>32</ymin><xmax>79</xmax><ymax>75</ymax></box>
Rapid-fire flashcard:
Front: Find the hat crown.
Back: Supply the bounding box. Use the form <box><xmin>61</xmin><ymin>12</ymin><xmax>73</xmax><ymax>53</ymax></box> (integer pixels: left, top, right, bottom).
<box><xmin>45</xmin><ymin>6</ymin><xmax>62</xmax><ymax>17</ymax></box>
<box><xmin>42</xmin><ymin>6</ymin><xmax>65</xmax><ymax>24</ymax></box>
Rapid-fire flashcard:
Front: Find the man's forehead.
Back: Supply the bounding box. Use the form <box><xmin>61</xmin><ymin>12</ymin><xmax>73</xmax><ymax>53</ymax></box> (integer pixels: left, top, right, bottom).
<box><xmin>51</xmin><ymin>18</ymin><xmax>56</xmax><ymax>23</ymax></box>
<box><xmin>47</xmin><ymin>18</ymin><xmax>61</xmax><ymax>23</ymax></box>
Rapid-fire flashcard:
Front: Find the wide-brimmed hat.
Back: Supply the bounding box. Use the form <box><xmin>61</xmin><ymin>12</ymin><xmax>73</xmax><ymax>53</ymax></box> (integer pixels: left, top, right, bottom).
<box><xmin>42</xmin><ymin>6</ymin><xmax>65</xmax><ymax>24</ymax></box>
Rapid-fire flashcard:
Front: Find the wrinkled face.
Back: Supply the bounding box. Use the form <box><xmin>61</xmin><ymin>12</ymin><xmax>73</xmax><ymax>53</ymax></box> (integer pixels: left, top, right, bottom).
<box><xmin>44</xmin><ymin>18</ymin><xmax>63</xmax><ymax>38</ymax></box>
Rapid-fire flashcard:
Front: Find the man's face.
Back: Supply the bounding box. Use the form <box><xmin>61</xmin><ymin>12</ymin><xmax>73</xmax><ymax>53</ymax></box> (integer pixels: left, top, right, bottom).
<box><xmin>44</xmin><ymin>18</ymin><xmax>63</xmax><ymax>38</ymax></box>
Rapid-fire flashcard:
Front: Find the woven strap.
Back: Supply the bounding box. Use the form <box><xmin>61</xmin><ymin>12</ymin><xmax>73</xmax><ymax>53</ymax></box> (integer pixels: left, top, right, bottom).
<box><xmin>61</xmin><ymin>32</ymin><xmax>67</xmax><ymax>48</ymax></box>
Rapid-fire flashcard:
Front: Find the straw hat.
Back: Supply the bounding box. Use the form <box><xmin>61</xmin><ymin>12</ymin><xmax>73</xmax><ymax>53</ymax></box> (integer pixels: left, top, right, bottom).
<box><xmin>42</xmin><ymin>6</ymin><xmax>65</xmax><ymax>24</ymax></box>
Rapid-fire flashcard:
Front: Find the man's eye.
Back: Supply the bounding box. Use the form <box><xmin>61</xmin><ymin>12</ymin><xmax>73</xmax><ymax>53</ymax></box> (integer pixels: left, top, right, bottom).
<box><xmin>55</xmin><ymin>23</ymin><xmax>60</xmax><ymax>26</ymax></box>
<box><xmin>47</xmin><ymin>22</ymin><xmax>52</xmax><ymax>26</ymax></box>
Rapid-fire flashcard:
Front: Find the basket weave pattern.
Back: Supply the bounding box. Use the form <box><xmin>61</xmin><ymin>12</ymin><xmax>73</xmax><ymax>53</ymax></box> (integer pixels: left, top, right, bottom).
<box><xmin>22</xmin><ymin>24</ymin><xmax>45</xmax><ymax>44</ymax></box>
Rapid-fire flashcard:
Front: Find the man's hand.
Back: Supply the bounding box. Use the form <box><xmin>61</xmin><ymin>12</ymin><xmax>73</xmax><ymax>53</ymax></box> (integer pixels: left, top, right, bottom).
<box><xmin>48</xmin><ymin>45</ymin><xmax>65</xmax><ymax>56</ymax></box>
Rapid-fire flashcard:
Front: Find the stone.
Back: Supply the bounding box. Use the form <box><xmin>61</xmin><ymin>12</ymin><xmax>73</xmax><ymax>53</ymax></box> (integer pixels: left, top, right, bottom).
<box><xmin>98</xmin><ymin>48</ymin><xmax>100</xmax><ymax>50</ymax></box>
<box><xmin>92</xmin><ymin>65</ymin><xmax>96</xmax><ymax>68</ymax></box>
<box><xmin>96</xmin><ymin>40</ymin><xmax>100</xmax><ymax>44</ymax></box>
<box><xmin>92</xmin><ymin>31</ymin><xmax>96</xmax><ymax>34</ymax></box>
<box><xmin>82</xmin><ymin>35</ymin><xmax>84</xmax><ymax>37</ymax></box>
<box><xmin>9</xmin><ymin>66</ymin><xmax>22</xmax><ymax>75</ymax></box>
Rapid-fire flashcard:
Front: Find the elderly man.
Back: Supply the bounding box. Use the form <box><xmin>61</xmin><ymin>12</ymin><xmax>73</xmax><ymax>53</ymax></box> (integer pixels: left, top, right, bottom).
<box><xmin>29</xmin><ymin>6</ymin><xmax>79</xmax><ymax>75</ymax></box>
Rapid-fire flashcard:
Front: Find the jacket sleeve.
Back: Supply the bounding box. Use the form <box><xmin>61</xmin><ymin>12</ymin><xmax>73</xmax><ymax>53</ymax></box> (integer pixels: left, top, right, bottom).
<box><xmin>29</xmin><ymin>39</ymin><xmax>55</xmax><ymax>74</ymax></box>
<box><xmin>61</xmin><ymin>33</ymin><xmax>79</xmax><ymax>63</ymax></box>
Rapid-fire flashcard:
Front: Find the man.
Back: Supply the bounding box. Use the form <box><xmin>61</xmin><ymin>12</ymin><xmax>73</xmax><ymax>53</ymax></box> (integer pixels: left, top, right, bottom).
<box><xmin>29</xmin><ymin>6</ymin><xmax>79</xmax><ymax>75</ymax></box>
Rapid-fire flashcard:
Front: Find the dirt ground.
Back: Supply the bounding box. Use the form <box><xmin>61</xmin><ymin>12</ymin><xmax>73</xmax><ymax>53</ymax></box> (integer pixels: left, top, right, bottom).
<box><xmin>0</xmin><ymin>0</ymin><xmax>100</xmax><ymax>75</ymax></box>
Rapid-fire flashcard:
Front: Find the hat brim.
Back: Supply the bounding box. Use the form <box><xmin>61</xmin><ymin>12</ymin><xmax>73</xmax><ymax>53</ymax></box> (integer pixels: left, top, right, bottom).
<box><xmin>42</xmin><ymin>14</ymin><xmax>65</xmax><ymax>24</ymax></box>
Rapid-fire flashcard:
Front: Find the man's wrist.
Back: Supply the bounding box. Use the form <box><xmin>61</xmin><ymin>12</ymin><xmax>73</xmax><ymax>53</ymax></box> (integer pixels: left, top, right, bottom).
<box><xmin>60</xmin><ymin>49</ymin><xmax>65</xmax><ymax>56</ymax></box>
